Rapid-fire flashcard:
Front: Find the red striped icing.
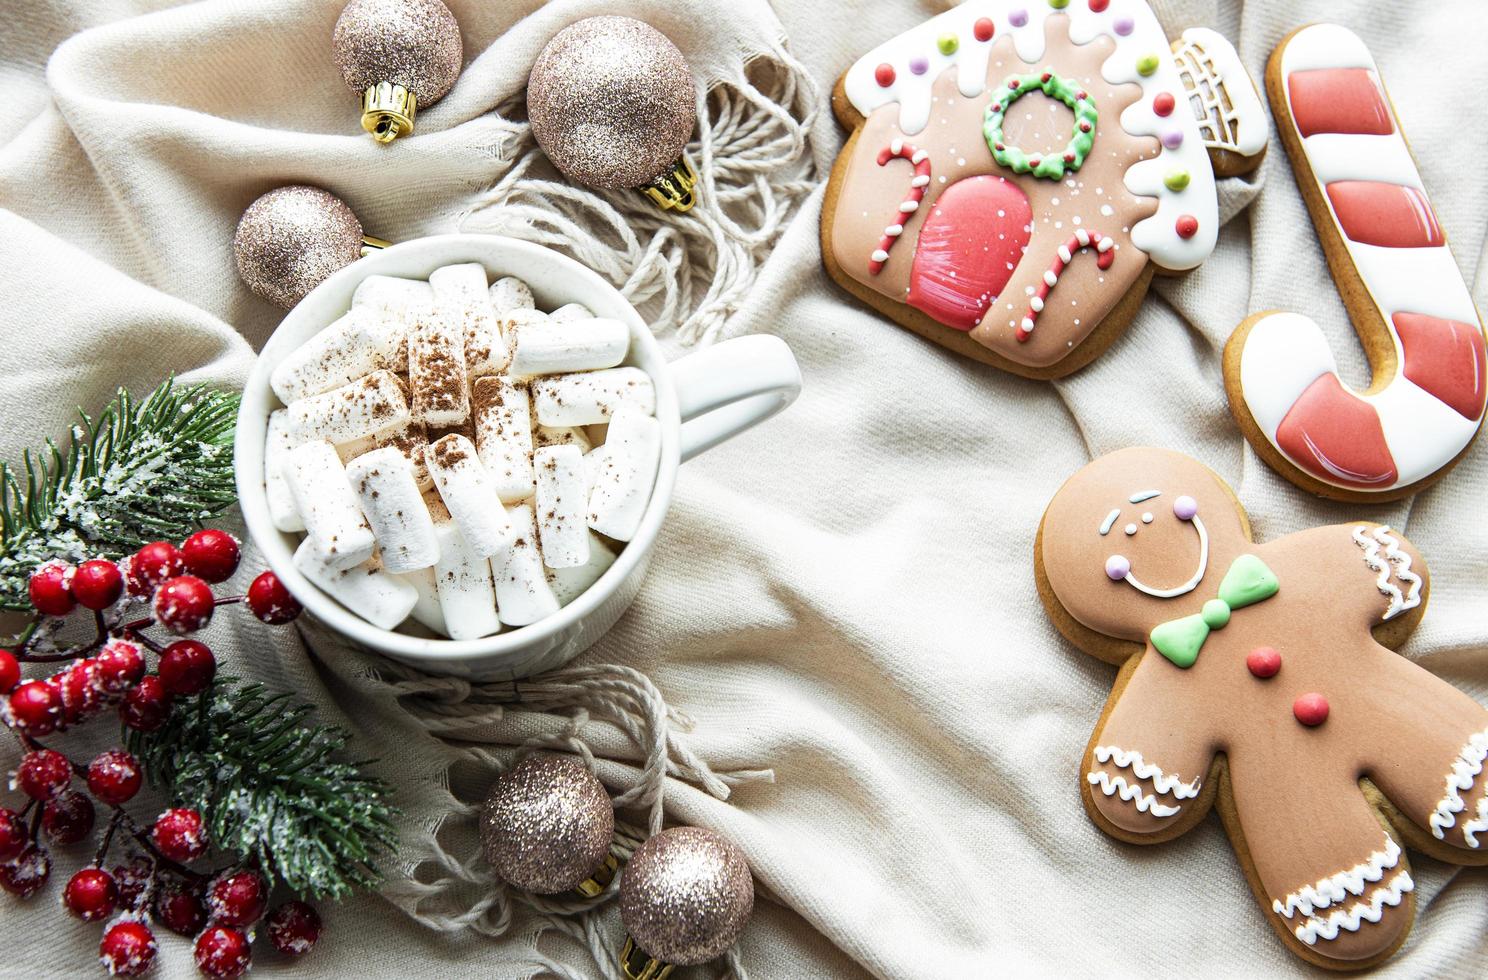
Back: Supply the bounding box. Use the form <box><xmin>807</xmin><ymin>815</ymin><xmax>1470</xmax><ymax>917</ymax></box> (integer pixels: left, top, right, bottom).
<box><xmin>1395</xmin><ymin>313</ymin><xmax>1488</xmax><ymax>421</ymax></box>
<box><xmin>1287</xmin><ymin>68</ymin><xmax>1393</xmax><ymax>138</ymax></box>
<box><xmin>907</xmin><ymin>175</ymin><xmax>1032</xmax><ymax>331</ymax></box>
<box><xmin>1275</xmin><ymin>374</ymin><xmax>1398</xmax><ymax>488</ymax></box>
<box><xmin>1326</xmin><ymin>181</ymin><xmax>1443</xmax><ymax>248</ymax></box>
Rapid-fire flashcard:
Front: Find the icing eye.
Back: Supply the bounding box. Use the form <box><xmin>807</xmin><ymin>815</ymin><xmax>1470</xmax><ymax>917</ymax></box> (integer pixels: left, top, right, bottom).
<box><xmin>1124</xmin><ymin>523</ymin><xmax>1137</xmax><ymax>536</ymax></box>
<box><xmin>1142</xmin><ymin>512</ymin><xmax>1153</xmax><ymax>523</ymax></box>
<box><xmin>1173</xmin><ymin>495</ymin><xmax>1198</xmax><ymax>520</ymax></box>
<box><xmin>1105</xmin><ymin>555</ymin><xmax>1130</xmax><ymax>581</ymax></box>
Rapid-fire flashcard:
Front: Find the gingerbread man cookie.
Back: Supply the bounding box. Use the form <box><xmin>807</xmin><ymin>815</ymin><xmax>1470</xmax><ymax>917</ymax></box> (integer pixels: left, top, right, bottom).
<box><xmin>1224</xmin><ymin>25</ymin><xmax>1487</xmax><ymax>501</ymax></box>
<box><xmin>1036</xmin><ymin>447</ymin><xmax>1488</xmax><ymax>969</ymax></box>
<box><xmin>823</xmin><ymin>1</ymin><xmax>1267</xmax><ymax>378</ymax></box>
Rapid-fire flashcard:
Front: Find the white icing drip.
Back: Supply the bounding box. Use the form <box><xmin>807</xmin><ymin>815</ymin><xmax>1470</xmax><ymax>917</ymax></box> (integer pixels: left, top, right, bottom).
<box><xmin>1272</xmin><ymin>838</ymin><xmax>1400</xmax><ymax>920</ymax></box>
<box><xmin>1085</xmin><ymin>771</ymin><xmax>1181</xmax><ymax>818</ymax></box>
<box><xmin>1293</xmin><ymin>872</ymin><xmax>1413</xmax><ymax>946</ymax></box>
<box><xmin>1351</xmin><ymin>526</ymin><xmax>1421</xmax><ymax>620</ymax></box>
<box><xmin>1092</xmin><ymin>745</ymin><xmax>1200</xmax><ymax>800</ymax></box>
<box><xmin>1124</xmin><ymin>515</ymin><xmax>1207</xmax><ymax>599</ymax></box>
<box><xmin>1428</xmin><ymin>728</ymin><xmax>1488</xmax><ymax>841</ymax></box>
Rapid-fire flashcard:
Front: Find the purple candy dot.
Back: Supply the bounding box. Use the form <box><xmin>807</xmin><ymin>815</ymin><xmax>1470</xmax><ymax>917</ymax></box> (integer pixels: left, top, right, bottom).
<box><xmin>910</xmin><ymin>56</ymin><xmax>929</xmax><ymax>75</ymax></box>
<box><xmin>1174</xmin><ymin>495</ymin><xmax>1198</xmax><ymax>521</ymax></box>
<box><xmin>1114</xmin><ymin>17</ymin><xmax>1134</xmax><ymax>36</ymax></box>
<box><xmin>1105</xmin><ymin>555</ymin><xmax>1131</xmax><ymax>581</ymax></box>
<box><xmin>1010</xmin><ymin>9</ymin><xmax>1029</xmax><ymax>27</ymax></box>
<box><xmin>1162</xmin><ymin>129</ymin><xmax>1184</xmax><ymax>149</ymax></box>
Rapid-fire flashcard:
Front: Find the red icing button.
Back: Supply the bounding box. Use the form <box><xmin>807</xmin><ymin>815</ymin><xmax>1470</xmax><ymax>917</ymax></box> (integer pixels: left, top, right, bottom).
<box><xmin>1294</xmin><ymin>693</ymin><xmax>1329</xmax><ymax>727</ymax></box>
<box><xmin>874</xmin><ymin>63</ymin><xmax>895</xmax><ymax>88</ymax></box>
<box><xmin>974</xmin><ymin>17</ymin><xmax>995</xmax><ymax>42</ymax></box>
<box><xmin>1089</xmin><ymin>0</ymin><xmax>1111</xmax><ymax>10</ymax></box>
<box><xmin>1153</xmin><ymin>92</ymin><xmax>1176</xmax><ymax>117</ymax></box>
<box><xmin>1175</xmin><ymin>214</ymin><xmax>1199</xmax><ymax>239</ymax></box>
<box><xmin>1247</xmin><ymin>647</ymin><xmax>1281</xmax><ymax>679</ymax></box>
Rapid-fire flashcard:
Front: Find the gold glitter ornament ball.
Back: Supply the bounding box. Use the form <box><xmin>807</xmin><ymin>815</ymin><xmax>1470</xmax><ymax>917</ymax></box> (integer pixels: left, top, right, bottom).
<box><xmin>333</xmin><ymin>0</ymin><xmax>463</xmax><ymax>141</ymax></box>
<box><xmin>233</xmin><ymin>186</ymin><xmax>363</xmax><ymax>309</ymax></box>
<box><xmin>620</xmin><ymin>826</ymin><xmax>754</xmax><ymax>967</ymax></box>
<box><xmin>479</xmin><ymin>754</ymin><xmax>615</xmax><ymax>895</ymax></box>
<box><xmin>527</xmin><ymin>16</ymin><xmax>696</xmax><ymax>191</ymax></box>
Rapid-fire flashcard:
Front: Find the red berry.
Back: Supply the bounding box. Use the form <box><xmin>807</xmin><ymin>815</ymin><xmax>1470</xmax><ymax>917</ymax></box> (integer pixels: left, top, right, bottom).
<box><xmin>42</xmin><ymin>790</ymin><xmax>96</xmax><ymax>844</ymax></box>
<box><xmin>64</xmin><ymin>867</ymin><xmax>118</xmax><ymax>921</ymax></box>
<box><xmin>158</xmin><ymin>640</ymin><xmax>216</xmax><ymax>697</ymax></box>
<box><xmin>120</xmin><ymin>676</ymin><xmax>172</xmax><ymax>733</ymax></box>
<box><xmin>195</xmin><ymin>925</ymin><xmax>252</xmax><ymax>979</ymax></box>
<box><xmin>0</xmin><ymin>845</ymin><xmax>50</xmax><ymax>897</ymax></box>
<box><xmin>130</xmin><ymin>541</ymin><xmax>186</xmax><ymax>593</ymax></box>
<box><xmin>95</xmin><ymin>639</ymin><xmax>146</xmax><ymax>694</ymax></box>
<box><xmin>0</xmin><ymin>649</ymin><xmax>18</xmax><ymax>694</ymax></box>
<box><xmin>207</xmin><ymin>869</ymin><xmax>268</xmax><ymax>927</ymax></box>
<box><xmin>152</xmin><ymin>575</ymin><xmax>215</xmax><ymax>635</ymax></box>
<box><xmin>155</xmin><ymin>879</ymin><xmax>207</xmax><ymax>936</ymax></box>
<box><xmin>87</xmin><ymin>749</ymin><xmax>143</xmax><ymax>806</ymax></box>
<box><xmin>72</xmin><ymin>559</ymin><xmax>125</xmax><ymax>610</ymax></box>
<box><xmin>247</xmin><ymin>570</ymin><xmax>301</xmax><ymax>624</ymax></box>
<box><xmin>0</xmin><ymin>808</ymin><xmax>26</xmax><ymax>861</ymax></box>
<box><xmin>5</xmin><ymin>679</ymin><xmax>62</xmax><ymax>735</ymax></box>
<box><xmin>100</xmin><ymin>917</ymin><xmax>158</xmax><ymax>977</ymax></box>
<box><xmin>182</xmin><ymin>529</ymin><xmax>241</xmax><ymax>583</ymax></box>
<box><xmin>152</xmin><ymin>808</ymin><xmax>207</xmax><ymax>863</ymax></box>
<box><xmin>28</xmin><ymin>560</ymin><xmax>76</xmax><ymax>616</ymax></box>
<box><xmin>57</xmin><ymin>658</ymin><xmax>103</xmax><ymax>725</ymax></box>
<box><xmin>15</xmin><ymin>748</ymin><xmax>72</xmax><ymax>800</ymax></box>
<box><xmin>266</xmin><ymin>900</ymin><xmax>323</xmax><ymax>955</ymax></box>
<box><xmin>111</xmin><ymin>857</ymin><xmax>154</xmax><ymax>910</ymax></box>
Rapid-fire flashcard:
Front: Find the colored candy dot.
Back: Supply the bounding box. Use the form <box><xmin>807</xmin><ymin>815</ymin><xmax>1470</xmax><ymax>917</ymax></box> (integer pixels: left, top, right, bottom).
<box><xmin>1201</xmin><ymin>599</ymin><xmax>1230</xmax><ymax>630</ymax></box>
<box><xmin>1089</xmin><ymin>0</ymin><xmax>1110</xmax><ymax>10</ymax></box>
<box><xmin>1105</xmin><ymin>555</ymin><xmax>1130</xmax><ymax>581</ymax></box>
<box><xmin>910</xmin><ymin>56</ymin><xmax>929</xmax><ymax>75</ymax></box>
<box><xmin>1137</xmin><ymin>54</ymin><xmax>1160</xmax><ymax>77</ymax></box>
<box><xmin>1049</xmin><ymin>0</ymin><xmax>1069</xmax><ymax>8</ymax></box>
<box><xmin>1114</xmin><ymin>17</ymin><xmax>1134</xmax><ymax>35</ymax></box>
<box><xmin>1164</xmin><ymin>169</ymin><xmax>1191</xmax><ymax>192</ymax></box>
<box><xmin>938</xmin><ymin>33</ymin><xmax>959</xmax><ymax>55</ymax></box>
<box><xmin>1175</xmin><ymin>214</ymin><xmax>1200</xmax><ymax>239</ymax></box>
<box><xmin>1124</xmin><ymin>523</ymin><xmax>1137</xmax><ymax>536</ymax></box>
<box><xmin>874</xmin><ymin>63</ymin><xmax>895</xmax><ymax>88</ymax></box>
<box><xmin>1173</xmin><ymin>495</ymin><xmax>1198</xmax><ymax>520</ymax></box>
<box><xmin>1010</xmin><ymin>8</ymin><xmax>1029</xmax><ymax>27</ymax></box>
<box><xmin>1162</xmin><ymin>129</ymin><xmax>1184</xmax><ymax>149</ymax></box>
<box><xmin>1294</xmin><ymin>693</ymin><xmax>1330</xmax><ymax>727</ymax></box>
<box><xmin>974</xmin><ymin>17</ymin><xmax>995</xmax><ymax>42</ymax></box>
<box><xmin>1153</xmin><ymin>92</ymin><xmax>1176</xmax><ymax>116</ymax></box>
<box><xmin>1247</xmin><ymin>647</ymin><xmax>1282</xmax><ymax>679</ymax></box>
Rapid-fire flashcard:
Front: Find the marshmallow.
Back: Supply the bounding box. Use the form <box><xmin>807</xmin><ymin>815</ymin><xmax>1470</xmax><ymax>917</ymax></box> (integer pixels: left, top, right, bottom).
<box><xmin>431</xmin><ymin>521</ymin><xmax>502</xmax><ymax>640</ymax></box>
<box><xmin>530</xmin><ymin>367</ymin><xmax>656</xmax><ymax>427</ymax></box>
<box><xmin>426</xmin><ymin>434</ymin><xmax>515</xmax><ymax>558</ymax></box>
<box><xmin>270</xmin><ymin>309</ymin><xmax>404</xmax><ymax>403</ymax></box>
<box><xmin>294</xmin><ymin>540</ymin><xmax>416</xmax><ymax>631</ymax></box>
<box><xmin>354</xmin><ymin>275</ymin><xmax>433</xmax><ymax>321</ymax></box>
<box><xmin>408</xmin><ymin>309</ymin><xmax>470</xmax><ymax>427</ymax></box>
<box><xmin>346</xmin><ymin>447</ymin><xmax>440</xmax><ymax>573</ymax></box>
<box><xmin>534</xmin><ymin>445</ymin><xmax>591</xmax><ymax>568</ymax></box>
<box><xmin>282</xmin><ymin>440</ymin><xmax>375</xmax><ymax>570</ymax></box>
<box><xmin>471</xmin><ymin>377</ymin><xmax>535</xmax><ymax>503</ymax></box>
<box><xmin>430</xmin><ymin>263</ymin><xmax>509</xmax><ymax>378</ymax></box>
<box><xmin>549</xmin><ymin>302</ymin><xmax>594</xmax><ymax>323</ymax></box>
<box><xmin>286</xmin><ymin>370</ymin><xmax>410</xmax><ymax>446</ymax></box>
<box><xmin>534</xmin><ymin>425</ymin><xmax>592</xmax><ymax>452</ymax></box>
<box><xmin>338</xmin><ymin>420</ymin><xmax>431</xmax><ymax>491</ymax></box>
<box><xmin>265</xmin><ymin>409</ymin><xmax>305</xmax><ymax>532</ymax></box>
<box><xmin>398</xmin><ymin>566</ymin><xmax>448</xmax><ymax>636</ymax></box>
<box><xmin>508</xmin><ymin>317</ymin><xmax>629</xmax><ymax>377</ymax></box>
<box><xmin>488</xmin><ymin>276</ymin><xmax>534</xmax><ymax>315</ymax></box>
<box><xmin>587</xmin><ymin>404</ymin><xmax>660</xmax><ymax>542</ymax></box>
<box><xmin>546</xmin><ymin>533</ymin><xmax>617</xmax><ymax>606</ymax></box>
<box><xmin>492</xmin><ymin>504</ymin><xmax>560</xmax><ymax>627</ymax></box>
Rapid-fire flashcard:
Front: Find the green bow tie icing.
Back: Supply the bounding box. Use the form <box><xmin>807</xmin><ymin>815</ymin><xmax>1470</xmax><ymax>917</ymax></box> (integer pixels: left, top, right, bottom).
<box><xmin>1149</xmin><ymin>554</ymin><xmax>1280</xmax><ymax>668</ymax></box>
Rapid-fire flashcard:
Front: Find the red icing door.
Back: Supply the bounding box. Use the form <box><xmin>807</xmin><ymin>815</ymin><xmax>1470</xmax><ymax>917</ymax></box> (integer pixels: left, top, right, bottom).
<box><xmin>907</xmin><ymin>175</ymin><xmax>1032</xmax><ymax>331</ymax></box>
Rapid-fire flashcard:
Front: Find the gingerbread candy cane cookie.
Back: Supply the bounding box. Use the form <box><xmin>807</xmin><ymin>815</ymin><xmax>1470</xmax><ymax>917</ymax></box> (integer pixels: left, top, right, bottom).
<box><xmin>1223</xmin><ymin>24</ymin><xmax>1486</xmax><ymax>501</ymax></box>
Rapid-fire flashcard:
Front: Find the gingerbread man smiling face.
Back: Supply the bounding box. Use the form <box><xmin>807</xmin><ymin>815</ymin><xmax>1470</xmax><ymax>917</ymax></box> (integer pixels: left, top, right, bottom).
<box><xmin>1036</xmin><ymin>448</ymin><xmax>1488</xmax><ymax>969</ymax></box>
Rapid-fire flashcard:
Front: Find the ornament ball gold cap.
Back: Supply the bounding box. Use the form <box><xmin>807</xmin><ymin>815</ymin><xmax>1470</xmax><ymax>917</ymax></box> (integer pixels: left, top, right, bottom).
<box><xmin>640</xmin><ymin>156</ymin><xmax>700</xmax><ymax>213</ymax></box>
<box><xmin>361</xmin><ymin>82</ymin><xmax>418</xmax><ymax>143</ymax></box>
<box><xmin>620</xmin><ymin>935</ymin><xmax>674</xmax><ymax>980</ymax></box>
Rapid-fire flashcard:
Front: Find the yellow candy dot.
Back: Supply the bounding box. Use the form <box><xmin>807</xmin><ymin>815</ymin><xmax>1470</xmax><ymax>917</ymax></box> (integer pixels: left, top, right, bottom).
<box><xmin>1164</xmin><ymin>169</ymin><xmax>1191</xmax><ymax>191</ymax></box>
<box><xmin>937</xmin><ymin>33</ymin><xmax>959</xmax><ymax>55</ymax></box>
<box><xmin>1137</xmin><ymin>54</ymin><xmax>1160</xmax><ymax>76</ymax></box>
<box><xmin>1049</xmin><ymin>0</ymin><xmax>1070</xmax><ymax>7</ymax></box>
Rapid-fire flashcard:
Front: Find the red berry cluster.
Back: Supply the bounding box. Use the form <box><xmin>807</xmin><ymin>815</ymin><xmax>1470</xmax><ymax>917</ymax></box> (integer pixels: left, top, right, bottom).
<box><xmin>0</xmin><ymin>531</ymin><xmax>318</xmax><ymax>976</ymax></box>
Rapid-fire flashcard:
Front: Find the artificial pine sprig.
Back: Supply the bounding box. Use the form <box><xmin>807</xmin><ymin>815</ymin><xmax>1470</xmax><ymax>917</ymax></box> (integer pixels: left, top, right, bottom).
<box><xmin>125</xmin><ymin>677</ymin><xmax>399</xmax><ymax>900</ymax></box>
<box><xmin>0</xmin><ymin>378</ymin><xmax>239</xmax><ymax>611</ymax></box>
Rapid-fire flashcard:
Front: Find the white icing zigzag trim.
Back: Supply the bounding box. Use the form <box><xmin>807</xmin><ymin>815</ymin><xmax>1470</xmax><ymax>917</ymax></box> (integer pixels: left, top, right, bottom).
<box><xmin>1085</xmin><ymin>772</ymin><xmax>1181</xmax><ymax>818</ymax></box>
<box><xmin>1091</xmin><ymin>745</ymin><xmax>1201</xmax><ymax>800</ymax></box>
<box><xmin>1429</xmin><ymin>728</ymin><xmax>1488</xmax><ymax>842</ymax></box>
<box><xmin>1293</xmin><ymin>872</ymin><xmax>1413</xmax><ymax>946</ymax></box>
<box><xmin>1352</xmin><ymin>525</ymin><xmax>1423</xmax><ymax>620</ymax></box>
<box><xmin>1460</xmin><ymin>796</ymin><xmax>1488</xmax><ymax>848</ymax></box>
<box><xmin>1272</xmin><ymin>838</ymin><xmax>1401</xmax><ymax>920</ymax></box>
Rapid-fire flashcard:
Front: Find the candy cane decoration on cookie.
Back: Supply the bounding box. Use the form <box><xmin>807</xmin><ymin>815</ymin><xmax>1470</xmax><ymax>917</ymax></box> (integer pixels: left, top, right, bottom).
<box><xmin>1016</xmin><ymin>229</ymin><xmax>1114</xmax><ymax>342</ymax></box>
<box><xmin>868</xmin><ymin>139</ymin><xmax>931</xmax><ymax>275</ymax></box>
<box><xmin>1225</xmin><ymin>24</ymin><xmax>1486</xmax><ymax>499</ymax></box>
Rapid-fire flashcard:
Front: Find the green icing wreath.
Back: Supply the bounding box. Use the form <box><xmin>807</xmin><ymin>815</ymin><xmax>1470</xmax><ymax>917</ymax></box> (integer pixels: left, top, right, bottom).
<box><xmin>982</xmin><ymin>71</ymin><xmax>1098</xmax><ymax>181</ymax></box>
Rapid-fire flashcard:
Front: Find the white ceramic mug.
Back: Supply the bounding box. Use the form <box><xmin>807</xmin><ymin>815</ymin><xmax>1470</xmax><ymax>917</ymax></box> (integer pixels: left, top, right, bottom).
<box><xmin>234</xmin><ymin>235</ymin><xmax>801</xmax><ymax>679</ymax></box>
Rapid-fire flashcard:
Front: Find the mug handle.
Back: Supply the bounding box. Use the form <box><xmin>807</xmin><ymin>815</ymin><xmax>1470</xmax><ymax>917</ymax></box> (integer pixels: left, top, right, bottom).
<box><xmin>667</xmin><ymin>335</ymin><xmax>802</xmax><ymax>463</ymax></box>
